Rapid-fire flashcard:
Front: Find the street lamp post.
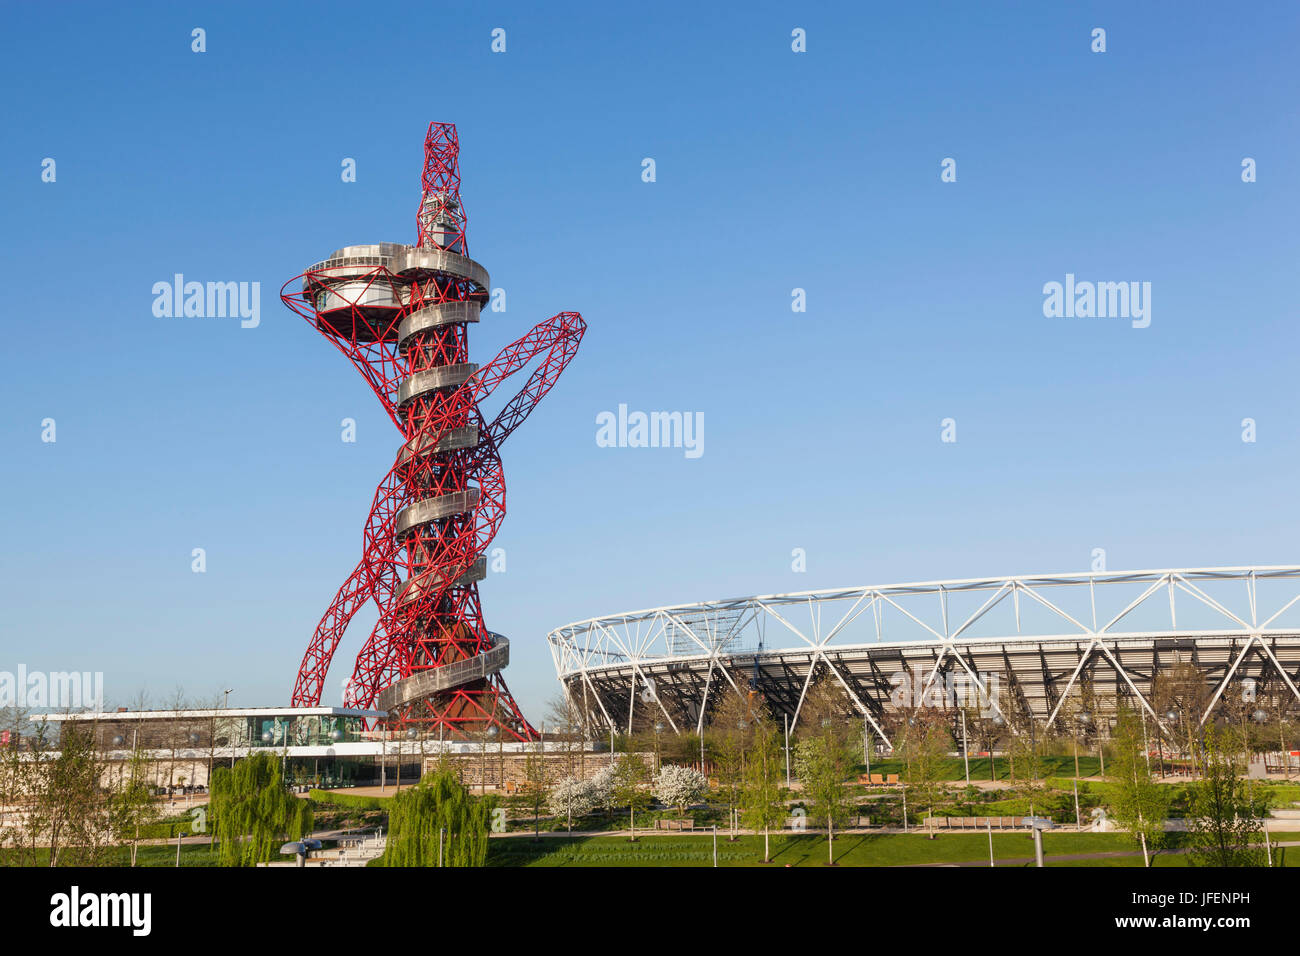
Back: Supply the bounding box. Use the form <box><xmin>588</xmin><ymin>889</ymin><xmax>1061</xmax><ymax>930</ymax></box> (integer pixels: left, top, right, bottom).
<box><xmin>1028</xmin><ymin>717</ymin><xmax>1038</xmax><ymax>817</ymax></box>
<box><xmin>990</xmin><ymin>715</ymin><xmax>1005</xmax><ymax>782</ymax></box>
<box><xmin>864</xmin><ymin>715</ymin><xmax>872</xmax><ymax>779</ymax></box>
<box><xmin>399</xmin><ymin>728</ymin><xmax>417</xmax><ymax>791</ymax></box>
<box><xmin>1138</xmin><ymin>706</ymin><xmax>1152</xmax><ymax>774</ymax></box>
<box><xmin>1024</xmin><ymin>817</ymin><xmax>1054</xmax><ymax>868</ymax></box>
<box><xmin>278</xmin><ymin>717</ymin><xmax>288</xmax><ymax>778</ymax></box>
<box><xmin>784</xmin><ymin>713</ymin><xmax>791</xmax><ymax>787</ymax></box>
<box><xmin>488</xmin><ymin>723</ymin><xmax>501</xmax><ymax>790</ymax></box>
<box><xmin>1073</xmin><ymin>711</ymin><xmax>1091</xmax><ymax>828</ymax></box>
<box><xmin>1165</xmin><ymin>710</ymin><xmax>1180</xmax><ymax>778</ymax></box>
<box><xmin>1280</xmin><ymin>715</ymin><xmax>1292</xmax><ymax>781</ymax></box>
<box><xmin>901</xmin><ymin>716</ymin><xmax>914</xmax><ymax>832</ymax></box>
<box><xmin>1248</xmin><ymin>707</ymin><xmax>1268</xmax><ymax>801</ymax></box>
<box><xmin>481</xmin><ymin>729</ymin><xmax>495</xmax><ymax>795</ymax></box>
<box><xmin>959</xmin><ymin>709</ymin><xmax>970</xmax><ymax>785</ymax></box>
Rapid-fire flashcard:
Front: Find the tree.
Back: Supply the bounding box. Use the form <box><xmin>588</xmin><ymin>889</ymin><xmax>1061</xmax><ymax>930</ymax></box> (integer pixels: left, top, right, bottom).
<box><xmin>611</xmin><ymin>754</ymin><xmax>651</xmax><ymax>840</ymax></box>
<box><xmin>654</xmin><ymin>764</ymin><xmax>707</xmax><ymax>814</ymax></box>
<box><xmin>383</xmin><ymin>769</ymin><xmax>494</xmax><ymax>866</ymax></box>
<box><xmin>1187</xmin><ymin>724</ymin><xmax>1268</xmax><ymax>867</ymax></box>
<box><xmin>548</xmin><ymin>775</ymin><xmax>600</xmax><ymax>830</ymax></box>
<box><xmin>898</xmin><ymin>713</ymin><xmax>951</xmax><ymax>828</ymax></box>
<box><xmin>0</xmin><ymin>707</ymin><xmax>40</xmax><ymax>866</ymax></box>
<box><xmin>521</xmin><ymin>745</ymin><xmax>549</xmax><ymax>839</ymax></box>
<box><xmin>588</xmin><ymin>762</ymin><xmax>617</xmax><ymax>817</ymax></box>
<box><xmin>196</xmin><ymin>691</ymin><xmax>225</xmax><ymax>796</ymax></box>
<box><xmin>41</xmin><ymin>719</ymin><xmax>115</xmax><ymax>867</ymax></box>
<box><xmin>795</xmin><ymin>678</ymin><xmax>857</xmax><ymax>863</ymax></box>
<box><xmin>1107</xmin><ymin>706</ymin><xmax>1168</xmax><ymax>866</ymax></box>
<box><xmin>1152</xmin><ymin>660</ymin><xmax>1211</xmax><ymax>774</ymax></box>
<box><xmin>545</xmin><ymin>693</ymin><xmax>584</xmax><ymax>779</ymax></box>
<box><xmin>997</xmin><ymin>680</ymin><xmax>1045</xmax><ymax>812</ymax></box>
<box><xmin>109</xmin><ymin>735</ymin><xmax>159</xmax><ymax>866</ymax></box>
<box><xmin>162</xmin><ymin>686</ymin><xmax>189</xmax><ymax>792</ymax></box>
<box><xmin>0</xmin><ymin>717</ymin><xmax>139</xmax><ymax>867</ymax></box>
<box><xmin>209</xmin><ymin>752</ymin><xmax>312</xmax><ymax>867</ymax></box>
<box><xmin>741</xmin><ymin>709</ymin><xmax>786</xmax><ymax>862</ymax></box>
<box><xmin>711</xmin><ymin>680</ymin><xmax>759</xmax><ymax>839</ymax></box>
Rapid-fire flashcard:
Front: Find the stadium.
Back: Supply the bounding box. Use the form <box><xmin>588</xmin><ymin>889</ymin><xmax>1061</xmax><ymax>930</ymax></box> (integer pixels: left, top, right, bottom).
<box><xmin>548</xmin><ymin>566</ymin><xmax>1300</xmax><ymax>747</ymax></box>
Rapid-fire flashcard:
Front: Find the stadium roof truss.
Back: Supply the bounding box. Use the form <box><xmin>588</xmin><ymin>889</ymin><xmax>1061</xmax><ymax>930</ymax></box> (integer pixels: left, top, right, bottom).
<box><xmin>548</xmin><ymin>567</ymin><xmax>1300</xmax><ymax>745</ymax></box>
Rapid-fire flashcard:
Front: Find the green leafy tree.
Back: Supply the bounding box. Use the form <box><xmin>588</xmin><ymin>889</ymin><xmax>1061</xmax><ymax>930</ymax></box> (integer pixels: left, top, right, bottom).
<box><xmin>1187</xmin><ymin>724</ymin><xmax>1268</xmax><ymax>867</ymax></box>
<box><xmin>384</xmin><ymin>770</ymin><xmax>494</xmax><ymax>866</ymax></box>
<box><xmin>898</xmin><ymin>714</ymin><xmax>951</xmax><ymax>827</ymax></box>
<box><xmin>209</xmin><ymin>752</ymin><xmax>312</xmax><ymax>867</ymax></box>
<box><xmin>522</xmin><ymin>748</ymin><xmax>549</xmax><ymax>839</ymax></box>
<box><xmin>1107</xmin><ymin>706</ymin><xmax>1168</xmax><ymax>867</ymax></box>
<box><xmin>710</xmin><ymin>681</ymin><xmax>757</xmax><ymax>839</ymax></box>
<box><xmin>741</xmin><ymin>709</ymin><xmax>786</xmax><ymax>862</ymax></box>
<box><xmin>611</xmin><ymin>754</ymin><xmax>651</xmax><ymax>840</ymax></box>
<box><xmin>109</xmin><ymin>741</ymin><xmax>160</xmax><ymax>866</ymax></box>
<box><xmin>0</xmin><ymin>715</ymin><xmax>47</xmax><ymax>866</ymax></box>
<box><xmin>794</xmin><ymin>683</ymin><xmax>856</xmax><ymax>866</ymax></box>
<box><xmin>998</xmin><ymin>682</ymin><xmax>1045</xmax><ymax>813</ymax></box>
<box><xmin>1152</xmin><ymin>660</ymin><xmax>1211</xmax><ymax>774</ymax></box>
<box><xmin>42</xmin><ymin>722</ymin><xmax>114</xmax><ymax>867</ymax></box>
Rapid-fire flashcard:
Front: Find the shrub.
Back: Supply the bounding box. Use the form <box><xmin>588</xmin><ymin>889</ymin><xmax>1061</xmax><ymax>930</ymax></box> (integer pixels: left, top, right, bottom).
<box><xmin>307</xmin><ymin>789</ymin><xmax>390</xmax><ymax>811</ymax></box>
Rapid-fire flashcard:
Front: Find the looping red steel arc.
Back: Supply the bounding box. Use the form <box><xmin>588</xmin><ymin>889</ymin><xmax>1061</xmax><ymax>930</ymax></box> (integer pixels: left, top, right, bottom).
<box><xmin>280</xmin><ymin>122</ymin><xmax>585</xmax><ymax>740</ymax></box>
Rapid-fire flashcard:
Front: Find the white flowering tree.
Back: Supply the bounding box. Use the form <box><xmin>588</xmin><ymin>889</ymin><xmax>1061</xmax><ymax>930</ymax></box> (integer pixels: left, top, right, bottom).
<box><xmin>588</xmin><ymin>762</ymin><xmax>616</xmax><ymax>812</ymax></box>
<box><xmin>547</xmin><ymin>777</ymin><xmax>595</xmax><ymax>829</ymax></box>
<box><xmin>548</xmin><ymin>764</ymin><xmax>618</xmax><ymax>832</ymax></box>
<box><xmin>654</xmin><ymin>764</ymin><xmax>708</xmax><ymax>815</ymax></box>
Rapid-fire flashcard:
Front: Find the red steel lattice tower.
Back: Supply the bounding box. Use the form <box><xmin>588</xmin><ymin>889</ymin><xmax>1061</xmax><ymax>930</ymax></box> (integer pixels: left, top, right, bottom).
<box><xmin>281</xmin><ymin>122</ymin><xmax>585</xmax><ymax>740</ymax></box>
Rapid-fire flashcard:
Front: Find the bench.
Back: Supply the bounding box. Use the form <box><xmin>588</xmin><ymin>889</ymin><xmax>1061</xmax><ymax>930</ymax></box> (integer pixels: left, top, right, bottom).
<box><xmin>656</xmin><ymin>818</ymin><xmax>695</xmax><ymax>831</ymax></box>
<box><xmin>924</xmin><ymin>816</ymin><xmax>1025</xmax><ymax>830</ymax></box>
<box><xmin>782</xmin><ymin>814</ymin><xmax>871</xmax><ymax>830</ymax></box>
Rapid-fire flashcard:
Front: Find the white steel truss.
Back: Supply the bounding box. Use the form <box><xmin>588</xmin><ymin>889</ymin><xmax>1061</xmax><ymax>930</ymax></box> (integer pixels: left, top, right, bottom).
<box><xmin>548</xmin><ymin>566</ymin><xmax>1300</xmax><ymax>742</ymax></box>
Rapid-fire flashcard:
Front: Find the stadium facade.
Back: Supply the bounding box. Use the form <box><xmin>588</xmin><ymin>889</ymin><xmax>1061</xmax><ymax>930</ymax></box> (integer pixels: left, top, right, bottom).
<box><xmin>548</xmin><ymin>566</ymin><xmax>1300</xmax><ymax>747</ymax></box>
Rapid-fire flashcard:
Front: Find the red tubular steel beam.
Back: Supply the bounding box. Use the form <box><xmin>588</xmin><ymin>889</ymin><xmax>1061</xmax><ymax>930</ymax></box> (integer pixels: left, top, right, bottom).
<box><xmin>280</xmin><ymin>122</ymin><xmax>584</xmax><ymax>740</ymax></box>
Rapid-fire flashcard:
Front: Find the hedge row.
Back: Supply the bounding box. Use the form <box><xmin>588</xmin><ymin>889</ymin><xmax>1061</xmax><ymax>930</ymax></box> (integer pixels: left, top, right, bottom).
<box><xmin>308</xmin><ymin>789</ymin><xmax>391</xmax><ymax>810</ymax></box>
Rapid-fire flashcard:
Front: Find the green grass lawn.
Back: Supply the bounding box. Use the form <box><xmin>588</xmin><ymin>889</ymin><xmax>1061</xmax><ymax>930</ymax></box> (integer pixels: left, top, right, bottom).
<box><xmin>485</xmin><ymin>830</ymin><xmax>1300</xmax><ymax>868</ymax></box>
<box><xmin>6</xmin><ymin>830</ymin><xmax>1296</xmax><ymax>868</ymax></box>
<box><xmin>0</xmin><ymin>842</ymin><xmax>223</xmax><ymax>867</ymax></box>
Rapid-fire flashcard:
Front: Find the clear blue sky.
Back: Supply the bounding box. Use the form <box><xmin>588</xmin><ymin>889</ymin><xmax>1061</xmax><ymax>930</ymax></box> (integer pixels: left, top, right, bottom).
<box><xmin>1</xmin><ymin>1</ymin><xmax>1297</xmax><ymax>718</ymax></box>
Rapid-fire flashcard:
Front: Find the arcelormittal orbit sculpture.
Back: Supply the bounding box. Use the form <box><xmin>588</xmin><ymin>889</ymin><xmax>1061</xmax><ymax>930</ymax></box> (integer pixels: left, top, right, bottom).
<box><xmin>281</xmin><ymin>123</ymin><xmax>584</xmax><ymax>739</ymax></box>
